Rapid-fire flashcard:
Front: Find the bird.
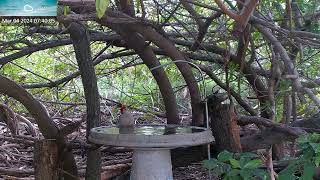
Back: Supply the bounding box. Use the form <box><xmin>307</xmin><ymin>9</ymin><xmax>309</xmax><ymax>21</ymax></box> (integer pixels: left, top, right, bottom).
<box><xmin>118</xmin><ymin>104</ymin><xmax>135</xmax><ymax>128</ymax></box>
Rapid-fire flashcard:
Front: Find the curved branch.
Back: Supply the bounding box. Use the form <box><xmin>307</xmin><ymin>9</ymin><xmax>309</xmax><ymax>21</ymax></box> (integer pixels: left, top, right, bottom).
<box><xmin>215</xmin><ymin>0</ymin><xmax>258</xmax><ymax>33</ymax></box>
<box><xmin>0</xmin><ymin>104</ymin><xmax>18</xmax><ymax>135</ymax></box>
<box><xmin>214</xmin><ymin>0</ymin><xmax>239</xmax><ymax>20</ymax></box>
<box><xmin>0</xmin><ymin>75</ymin><xmax>58</xmax><ymax>138</ymax></box>
<box><xmin>131</xmin><ymin>26</ymin><xmax>204</xmax><ymax>126</ymax></box>
<box><xmin>106</xmin><ymin>28</ymin><xmax>180</xmax><ymax>124</ymax></box>
<box><xmin>0</xmin><ymin>75</ymin><xmax>79</xmax><ymax>178</ymax></box>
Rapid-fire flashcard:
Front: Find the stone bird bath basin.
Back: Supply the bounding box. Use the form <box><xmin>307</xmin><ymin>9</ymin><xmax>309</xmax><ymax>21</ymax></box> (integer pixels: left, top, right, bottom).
<box><xmin>89</xmin><ymin>125</ymin><xmax>214</xmax><ymax>180</ymax></box>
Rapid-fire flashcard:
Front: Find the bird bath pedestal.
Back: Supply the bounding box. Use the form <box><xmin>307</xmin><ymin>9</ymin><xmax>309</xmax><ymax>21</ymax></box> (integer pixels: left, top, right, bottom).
<box><xmin>89</xmin><ymin>125</ymin><xmax>214</xmax><ymax>180</ymax></box>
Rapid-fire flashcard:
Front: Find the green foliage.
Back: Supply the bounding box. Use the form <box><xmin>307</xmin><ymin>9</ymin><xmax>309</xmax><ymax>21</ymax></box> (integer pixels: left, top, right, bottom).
<box><xmin>135</xmin><ymin>0</ymin><xmax>141</xmax><ymax>13</ymax></box>
<box><xmin>204</xmin><ymin>134</ymin><xmax>320</xmax><ymax>179</ymax></box>
<box><xmin>203</xmin><ymin>151</ymin><xmax>267</xmax><ymax>180</ymax></box>
<box><xmin>298</xmin><ymin>133</ymin><xmax>320</xmax><ymax>161</ymax></box>
<box><xmin>96</xmin><ymin>0</ymin><xmax>110</xmax><ymax>18</ymax></box>
<box><xmin>63</xmin><ymin>5</ymin><xmax>71</xmax><ymax>15</ymax></box>
<box><xmin>296</xmin><ymin>0</ymin><xmax>320</xmax><ymax>33</ymax></box>
<box><xmin>278</xmin><ymin>133</ymin><xmax>320</xmax><ymax>179</ymax></box>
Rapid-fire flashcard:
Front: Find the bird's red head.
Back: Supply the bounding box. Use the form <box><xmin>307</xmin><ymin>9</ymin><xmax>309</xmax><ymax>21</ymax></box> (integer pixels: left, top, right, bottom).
<box><xmin>120</xmin><ymin>104</ymin><xmax>126</xmax><ymax>114</ymax></box>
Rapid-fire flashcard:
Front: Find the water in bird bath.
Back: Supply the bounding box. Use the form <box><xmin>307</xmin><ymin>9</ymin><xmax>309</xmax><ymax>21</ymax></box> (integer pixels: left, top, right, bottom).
<box><xmin>93</xmin><ymin>125</ymin><xmax>204</xmax><ymax>135</ymax></box>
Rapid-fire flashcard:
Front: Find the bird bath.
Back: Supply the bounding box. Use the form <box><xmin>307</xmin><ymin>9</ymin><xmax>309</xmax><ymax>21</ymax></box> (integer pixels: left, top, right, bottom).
<box><xmin>89</xmin><ymin>124</ymin><xmax>214</xmax><ymax>180</ymax></box>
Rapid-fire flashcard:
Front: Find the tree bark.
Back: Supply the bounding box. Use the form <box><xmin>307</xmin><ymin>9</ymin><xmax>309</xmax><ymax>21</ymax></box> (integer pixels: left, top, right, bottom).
<box><xmin>282</xmin><ymin>92</ymin><xmax>293</xmax><ymax>124</ymax></box>
<box><xmin>291</xmin><ymin>112</ymin><xmax>320</xmax><ymax>129</ymax></box>
<box><xmin>68</xmin><ymin>22</ymin><xmax>101</xmax><ymax>180</ymax></box>
<box><xmin>241</xmin><ymin>129</ymin><xmax>298</xmax><ymax>152</ymax></box>
<box><xmin>208</xmin><ymin>97</ymin><xmax>242</xmax><ymax>152</ymax></box>
<box><xmin>34</xmin><ymin>140</ymin><xmax>60</xmax><ymax>180</ymax></box>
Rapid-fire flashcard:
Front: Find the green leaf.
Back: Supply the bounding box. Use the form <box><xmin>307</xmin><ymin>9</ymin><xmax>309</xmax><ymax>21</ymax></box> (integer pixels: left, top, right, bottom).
<box><xmin>310</xmin><ymin>133</ymin><xmax>320</xmax><ymax>142</ymax></box>
<box><xmin>215</xmin><ymin>164</ymin><xmax>231</xmax><ymax>176</ymax></box>
<box><xmin>218</xmin><ymin>151</ymin><xmax>234</xmax><ymax>162</ymax></box>
<box><xmin>278</xmin><ymin>162</ymin><xmax>298</xmax><ymax>180</ymax></box>
<box><xmin>310</xmin><ymin>143</ymin><xmax>320</xmax><ymax>153</ymax></box>
<box><xmin>135</xmin><ymin>0</ymin><xmax>141</xmax><ymax>13</ymax></box>
<box><xmin>213</xmin><ymin>167</ymin><xmax>225</xmax><ymax>176</ymax></box>
<box><xmin>203</xmin><ymin>159</ymin><xmax>219</xmax><ymax>170</ymax></box>
<box><xmin>302</xmin><ymin>148</ymin><xmax>315</xmax><ymax>161</ymax></box>
<box><xmin>254</xmin><ymin>169</ymin><xmax>268</xmax><ymax>180</ymax></box>
<box><xmin>63</xmin><ymin>5</ymin><xmax>71</xmax><ymax>15</ymax></box>
<box><xmin>227</xmin><ymin>169</ymin><xmax>240</xmax><ymax>176</ymax></box>
<box><xmin>298</xmin><ymin>135</ymin><xmax>309</xmax><ymax>144</ymax></box>
<box><xmin>243</xmin><ymin>159</ymin><xmax>263</xmax><ymax>169</ymax></box>
<box><xmin>239</xmin><ymin>156</ymin><xmax>250</xmax><ymax>168</ymax></box>
<box><xmin>230</xmin><ymin>159</ymin><xmax>241</xmax><ymax>168</ymax></box>
<box><xmin>315</xmin><ymin>155</ymin><xmax>320</xmax><ymax>166</ymax></box>
<box><xmin>299</xmin><ymin>162</ymin><xmax>315</xmax><ymax>180</ymax></box>
<box><xmin>298</xmin><ymin>143</ymin><xmax>309</xmax><ymax>151</ymax></box>
<box><xmin>222</xmin><ymin>164</ymin><xmax>232</xmax><ymax>175</ymax></box>
<box><xmin>278</xmin><ymin>174</ymin><xmax>297</xmax><ymax>180</ymax></box>
<box><xmin>223</xmin><ymin>175</ymin><xmax>242</xmax><ymax>180</ymax></box>
<box><xmin>240</xmin><ymin>169</ymin><xmax>253</xmax><ymax>180</ymax></box>
<box><xmin>96</xmin><ymin>0</ymin><xmax>110</xmax><ymax>19</ymax></box>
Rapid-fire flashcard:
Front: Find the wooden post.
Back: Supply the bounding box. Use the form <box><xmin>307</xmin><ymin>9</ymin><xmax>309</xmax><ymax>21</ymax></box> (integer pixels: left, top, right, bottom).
<box><xmin>209</xmin><ymin>98</ymin><xmax>242</xmax><ymax>152</ymax></box>
<box><xmin>34</xmin><ymin>139</ymin><xmax>60</xmax><ymax>180</ymax></box>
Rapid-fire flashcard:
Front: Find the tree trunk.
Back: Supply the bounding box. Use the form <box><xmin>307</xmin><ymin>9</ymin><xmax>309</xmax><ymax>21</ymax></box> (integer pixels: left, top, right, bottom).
<box><xmin>34</xmin><ymin>140</ymin><xmax>60</xmax><ymax>180</ymax></box>
<box><xmin>208</xmin><ymin>98</ymin><xmax>242</xmax><ymax>152</ymax></box>
<box><xmin>69</xmin><ymin>22</ymin><xmax>101</xmax><ymax>180</ymax></box>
